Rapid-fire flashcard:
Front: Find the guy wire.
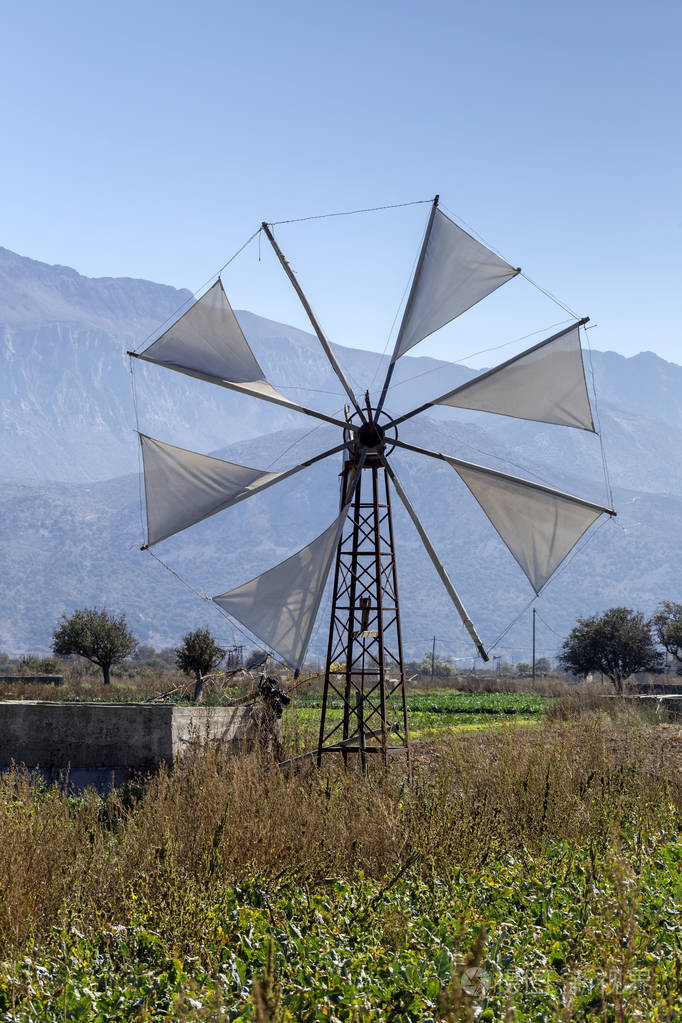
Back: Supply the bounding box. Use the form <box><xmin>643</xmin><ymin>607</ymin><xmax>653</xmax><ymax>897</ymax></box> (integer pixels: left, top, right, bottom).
<box><xmin>439</xmin><ymin>201</ymin><xmax>581</xmax><ymax>320</ymax></box>
<box><xmin>486</xmin><ymin>515</ymin><xmax>613</xmax><ymax>654</ymax></box>
<box><xmin>544</xmin><ymin>516</ymin><xmax>612</xmax><ymax>592</ymax></box>
<box><xmin>368</xmin><ymin>235</ymin><xmax>422</xmax><ymax>395</ymax></box>
<box><xmin>262</xmin><ymin>404</ymin><xmax>347</xmax><ymax>471</ymax></box>
<box><xmin>132</xmin><ymin>228</ymin><xmax>263</xmax><ymax>353</ymax></box>
<box><xmin>487</xmin><ymin>595</ymin><xmax>537</xmax><ymax>654</ymax></box>
<box><xmin>386</xmin><ymin>319</ymin><xmax>573</xmax><ymax>395</ymax></box>
<box><xmin>520</xmin><ymin>272</ymin><xmax>580</xmax><ymax>320</ymax></box>
<box><xmin>144</xmin><ymin>546</ymin><xmax>287</xmax><ymax>670</ymax></box>
<box><xmin>533</xmin><ymin>609</ymin><xmax>564</xmax><ymax>639</ymax></box>
<box><xmin>267</xmin><ymin>197</ymin><xmax>432</xmax><ymax>227</ymax></box>
<box><xmin>582</xmin><ymin>324</ymin><xmax>615</xmax><ymax>509</ymax></box>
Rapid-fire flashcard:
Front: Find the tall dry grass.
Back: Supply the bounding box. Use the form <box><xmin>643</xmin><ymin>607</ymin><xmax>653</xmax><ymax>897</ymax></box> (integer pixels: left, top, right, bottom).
<box><xmin>408</xmin><ymin>672</ymin><xmax>612</xmax><ymax>697</ymax></box>
<box><xmin>0</xmin><ymin>714</ymin><xmax>679</xmax><ymax>956</ymax></box>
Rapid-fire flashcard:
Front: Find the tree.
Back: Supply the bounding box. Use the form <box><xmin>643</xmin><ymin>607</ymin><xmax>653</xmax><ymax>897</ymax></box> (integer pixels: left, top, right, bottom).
<box><xmin>52</xmin><ymin>608</ymin><xmax>137</xmax><ymax>685</ymax></box>
<box><xmin>418</xmin><ymin>653</ymin><xmax>455</xmax><ymax>677</ymax></box>
<box><xmin>558</xmin><ymin>607</ymin><xmax>663</xmax><ymax>693</ymax></box>
<box><xmin>516</xmin><ymin>661</ymin><xmax>532</xmax><ymax>676</ymax></box>
<box><xmin>175</xmin><ymin>628</ymin><xmax>225</xmax><ymax>702</ymax></box>
<box><xmin>651</xmin><ymin>601</ymin><xmax>682</xmax><ymax>671</ymax></box>
<box><xmin>535</xmin><ymin>656</ymin><xmax>552</xmax><ymax>677</ymax></box>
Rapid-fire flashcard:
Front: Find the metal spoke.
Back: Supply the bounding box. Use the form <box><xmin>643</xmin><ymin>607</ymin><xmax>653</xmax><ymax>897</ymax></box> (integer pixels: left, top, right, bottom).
<box><xmin>141</xmin><ymin>441</ymin><xmax>350</xmax><ymax>549</ymax></box>
<box><xmin>381</xmin><ymin>453</ymin><xmax>489</xmax><ymax>661</ymax></box>
<box><xmin>261</xmin><ymin>222</ymin><xmax>365</xmax><ymax>422</ymax></box>
<box><xmin>391</xmin><ymin>437</ymin><xmax>616</xmax><ymax>516</ymax></box>
<box><xmin>132</xmin><ymin>351</ymin><xmax>356</xmax><ymax>433</ymax></box>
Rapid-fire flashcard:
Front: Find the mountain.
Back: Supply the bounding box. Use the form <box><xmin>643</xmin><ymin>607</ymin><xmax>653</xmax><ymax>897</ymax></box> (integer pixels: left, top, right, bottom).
<box><xmin>1</xmin><ymin>246</ymin><xmax>681</xmax><ymax>662</ymax></box>
<box><xmin>0</xmin><ymin>246</ymin><xmax>474</xmax><ymax>483</ymax></box>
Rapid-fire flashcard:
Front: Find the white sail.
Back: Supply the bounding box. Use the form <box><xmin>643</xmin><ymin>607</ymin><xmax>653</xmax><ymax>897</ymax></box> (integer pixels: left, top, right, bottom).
<box><xmin>139</xmin><ymin>279</ymin><xmax>292</xmax><ymax>404</ymax></box>
<box><xmin>140</xmin><ymin>434</ymin><xmax>281</xmax><ymax>546</ymax></box>
<box><xmin>437</xmin><ymin>322</ymin><xmax>595</xmax><ymax>430</ymax></box>
<box><xmin>448</xmin><ymin>457</ymin><xmax>606</xmax><ymax>593</ymax></box>
<box><xmin>213</xmin><ymin>506</ymin><xmax>348</xmax><ymax>668</ymax></box>
<box><xmin>393</xmin><ymin>209</ymin><xmax>519</xmax><ymax>362</ymax></box>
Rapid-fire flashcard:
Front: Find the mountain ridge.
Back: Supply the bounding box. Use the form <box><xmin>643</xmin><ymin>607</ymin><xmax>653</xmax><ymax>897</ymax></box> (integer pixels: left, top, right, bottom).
<box><xmin>1</xmin><ymin>244</ymin><xmax>680</xmax><ymax>661</ymax></box>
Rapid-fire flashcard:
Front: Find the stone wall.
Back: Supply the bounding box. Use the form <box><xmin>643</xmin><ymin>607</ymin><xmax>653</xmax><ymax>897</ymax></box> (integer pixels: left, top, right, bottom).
<box><xmin>0</xmin><ymin>675</ymin><xmax>64</xmax><ymax>685</ymax></box>
<box><xmin>0</xmin><ymin>701</ymin><xmax>268</xmax><ymax>788</ymax></box>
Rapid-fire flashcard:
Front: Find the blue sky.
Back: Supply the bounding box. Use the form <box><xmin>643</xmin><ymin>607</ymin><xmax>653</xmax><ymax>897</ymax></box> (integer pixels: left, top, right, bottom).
<box><xmin>2</xmin><ymin>0</ymin><xmax>681</xmax><ymax>364</ymax></box>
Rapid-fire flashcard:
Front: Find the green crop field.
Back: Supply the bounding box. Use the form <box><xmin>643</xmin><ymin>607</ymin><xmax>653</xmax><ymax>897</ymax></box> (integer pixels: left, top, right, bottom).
<box><xmin>287</xmin><ymin>688</ymin><xmax>549</xmax><ymax>737</ymax></box>
<box><xmin>0</xmin><ymin>696</ymin><xmax>679</xmax><ymax>1021</ymax></box>
<box><xmin>3</xmin><ymin>840</ymin><xmax>681</xmax><ymax>1022</ymax></box>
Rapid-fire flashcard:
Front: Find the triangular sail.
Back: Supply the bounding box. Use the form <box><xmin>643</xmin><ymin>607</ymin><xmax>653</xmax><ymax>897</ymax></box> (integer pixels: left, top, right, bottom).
<box><xmin>213</xmin><ymin>506</ymin><xmax>348</xmax><ymax>668</ymax></box>
<box><xmin>447</xmin><ymin>457</ymin><xmax>607</xmax><ymax>593</ymax></box>
<box><xmin>140</xmin><ymin>434</ymin><xmax>281</xmax><ymax>546</ymax></box>
<box><xmin>138</xmin><ymin>279</ymin><xmax>293</xmax><ymax>404</ymax></box>
<box><xmin>437</xmin><ymin>322</ymin><xmax>595</xmax><ymax>431</ymax></box>
<box><xmin>393</xmin><ymin>209</ymin><xmax>519</xmax><ymax>362</ymax></box>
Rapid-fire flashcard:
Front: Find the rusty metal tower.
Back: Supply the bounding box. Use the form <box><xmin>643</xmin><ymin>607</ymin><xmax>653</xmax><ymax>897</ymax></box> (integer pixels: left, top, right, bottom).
<box><xmin>317</xmin><ymin>405</ymin><xmax>409</xmax><ymax>769</ymax></box>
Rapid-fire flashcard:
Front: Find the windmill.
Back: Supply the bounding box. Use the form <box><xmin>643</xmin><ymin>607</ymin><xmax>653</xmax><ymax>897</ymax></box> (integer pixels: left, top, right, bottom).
<box><xmin>128</xmin><ymin>195</ymin><xmax>615</xmax><ymax>768</ymax></box>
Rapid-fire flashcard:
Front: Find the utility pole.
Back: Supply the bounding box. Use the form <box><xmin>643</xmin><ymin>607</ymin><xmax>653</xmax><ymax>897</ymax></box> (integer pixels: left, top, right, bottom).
<box><xmin>532</xmin><ymin>608</ymin><xmax>536</xmax><ymax>682</ymax></box>
<box><xmin>431</xmin><ymin>636</ymin><xmax>436</xmax><ymax>678</ymax></box>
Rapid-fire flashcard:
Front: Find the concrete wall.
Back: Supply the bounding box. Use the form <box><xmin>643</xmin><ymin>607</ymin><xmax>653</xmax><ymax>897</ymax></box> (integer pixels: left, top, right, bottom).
<box><xmin>0</xmin><ymin>701</ymin><xmax>261</xmax><ymax>782</ymax></box>
<box><xmin>0</xmin><ymin>675</ymin><xmax>64</xmax><ymax>685</ymax></box>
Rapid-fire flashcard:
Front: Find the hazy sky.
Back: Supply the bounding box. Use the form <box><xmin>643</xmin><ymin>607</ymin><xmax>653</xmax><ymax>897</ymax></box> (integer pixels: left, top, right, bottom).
<box><xmin>3</xmin><ymin>0</ymin><xmax>681</xmax><ymax>365</ymax></box>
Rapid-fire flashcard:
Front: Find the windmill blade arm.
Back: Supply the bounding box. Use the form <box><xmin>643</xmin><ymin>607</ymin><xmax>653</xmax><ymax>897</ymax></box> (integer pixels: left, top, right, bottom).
<box><xmin>390</xmin><ymin>317</ymin><xmax>593</xmax><ymax>432</ymax></box>
<box><xmin>140</xmin><ymin>437</ymin><xmax>350</xmax><ymax>548</ymax></box>
<box><xmin>389</xmin><ymin>397</ymin><xmax>439</xmax><ymax>430</ymax></box>
<box><xmin>391</xmin><ymin>438</ymin><xmax>616</xmax><ymax>516</ymax></box>
<box><xmin>392</xmin><ymin>437</ymin><xmax>615</xmax><ymax>594</ymax></box>
<box><xmin>212</xmin><ymin>445</ymin><xmax>368</xmax><ymax>669</ymax></box>
<box><xmin>375</xmin><ymin>195</ymin><xmax>440</xmax><ymax>421</ymax></box>
<box><xmin>132</xmin><ymin>352</ymin><xmax>356</xmax><ymax>432</ymax></box>
<box><xmin>261</xmin><ymin>222</ymin><xmax>365</xmax><ymax>422</ymax></box>
<box><xmin>381</xmin><ymin>454</ymin><xmax>488</xmax><ymax>661</ymax></box>
<box><xmin>381</xmin><ymin>200</ymin><xmax>520</xmax><ymax>378</ymax></box>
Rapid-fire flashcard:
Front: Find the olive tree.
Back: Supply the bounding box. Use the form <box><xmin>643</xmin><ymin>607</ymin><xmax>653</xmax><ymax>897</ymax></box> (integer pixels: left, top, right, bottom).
<box><xmin>651</xmin><ymin>600</ymin><xmax>682</xmax><ymax>671</ymax></box>
<box><xmin>558</xmin><ymin>607</ymin><xmax>663</xmax><ymax>693</ymax></box>
<box><xmin>52</xmin><ymin>608</ymin><xmax>137</xmax><ymax>685</ymax></box>
<box><xmin>175</xmin><ymin>628</ymin><xmax>225</xmax><ymax>702</ymax></box>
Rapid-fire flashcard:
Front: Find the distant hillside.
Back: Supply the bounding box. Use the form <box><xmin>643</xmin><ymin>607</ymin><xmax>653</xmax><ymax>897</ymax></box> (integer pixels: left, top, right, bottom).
<box><xmin>0</xmin><ymin>415</ymin><xmax>679</xmax><ymax>662</ymax></box>
<box><xmin>1</xmin><ymin>245</ymin><xmax>681</xmax><ymax>662</ymax></box>
<box><xmin>0</xmin><ymin>246</ymin><xmax>472</xmax><ymax>481</ymax></box>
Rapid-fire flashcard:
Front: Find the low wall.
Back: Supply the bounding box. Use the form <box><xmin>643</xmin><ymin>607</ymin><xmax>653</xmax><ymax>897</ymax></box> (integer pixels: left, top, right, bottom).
<box><xmin>0</xmin><ymin>701</ymin><xmax>266</xmax><ymax>788</ymax></box>
<box><xmin>0</xmin><ymin>675</ymin><xmax>64</xmax><ymax>686</ymax></box>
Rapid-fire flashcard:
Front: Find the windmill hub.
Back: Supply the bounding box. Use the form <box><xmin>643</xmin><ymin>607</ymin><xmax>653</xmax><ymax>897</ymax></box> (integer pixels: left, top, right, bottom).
<box><xmin>345</xmin><ymin>407</ymin><xmax>397</xmax><ymax>465</ymax></box>
<box><xmin>358</xmin><ymin>419</ymin><xmax>385</xmax><ymax>449</ymax></box>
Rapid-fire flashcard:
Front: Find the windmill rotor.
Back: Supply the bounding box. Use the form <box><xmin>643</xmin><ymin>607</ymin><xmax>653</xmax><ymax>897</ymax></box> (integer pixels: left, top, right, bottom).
<box><xmin>129</xmin><ymin>194</ymin><xmax>616</xmax><ymax>769</ymax></box>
